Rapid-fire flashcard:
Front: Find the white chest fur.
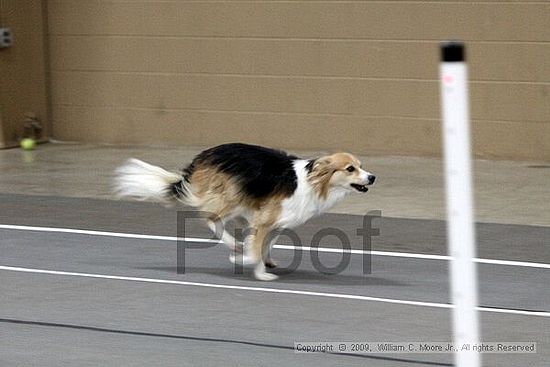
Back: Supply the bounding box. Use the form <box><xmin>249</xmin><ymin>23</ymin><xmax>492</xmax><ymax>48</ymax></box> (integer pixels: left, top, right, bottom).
<box><xmin>277</xmin><ymin>160</ymin><xmax>348</xmax><ymax>228</ymax></box>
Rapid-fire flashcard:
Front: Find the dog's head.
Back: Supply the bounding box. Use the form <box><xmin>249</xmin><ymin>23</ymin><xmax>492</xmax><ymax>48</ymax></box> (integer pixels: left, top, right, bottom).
<box><xmin>308</xmin><ymin>153</ymin><xmax>376</xmax><ymax>197</ymax></box>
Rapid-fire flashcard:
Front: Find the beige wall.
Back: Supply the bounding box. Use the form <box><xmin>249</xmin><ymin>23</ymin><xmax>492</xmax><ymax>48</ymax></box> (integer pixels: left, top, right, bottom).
<box><xmin>47</xmin><ymin>1</ymin><xmax>550</xmax><ymax>161</ymax></box>
<box><xmin>0</xmin><ymin>0</ymin><xmax>49</xmax><ymax>148</ymax></box>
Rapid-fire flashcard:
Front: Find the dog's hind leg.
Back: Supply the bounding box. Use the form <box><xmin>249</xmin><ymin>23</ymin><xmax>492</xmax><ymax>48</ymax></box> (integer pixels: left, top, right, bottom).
<box><xmin>206</xmin><ymin>212</ymin><xmax>241</xmax><ymax>252</ymax></box>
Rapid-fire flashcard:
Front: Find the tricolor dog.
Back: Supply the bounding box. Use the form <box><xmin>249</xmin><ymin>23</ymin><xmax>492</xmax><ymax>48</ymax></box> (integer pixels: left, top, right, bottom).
<box><xmin>114</xmin><ymin>143</ymin><xmax>375</xmax><ymax>281</ymax></box>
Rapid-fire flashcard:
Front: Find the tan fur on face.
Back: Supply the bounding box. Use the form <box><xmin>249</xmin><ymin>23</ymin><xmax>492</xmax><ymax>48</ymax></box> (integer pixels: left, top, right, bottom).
<box><xmin>307</xmin><ymin>157</ymin><xmax>334</xmax><ymax>199</ymax></box>
<box><xmin>308</xmin><ymin>153</ymin><xmax>365</xmax><ymax>198</ymax></box>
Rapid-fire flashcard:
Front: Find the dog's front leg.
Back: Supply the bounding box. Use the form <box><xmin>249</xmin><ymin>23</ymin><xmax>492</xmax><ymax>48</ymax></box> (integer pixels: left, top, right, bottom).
<box><xmin>250</xmin><ymin>225</ymin><xmax>278</xmax><ymax>281</ymax></box>
<box><xmin>263</xmin><ymin>232</ymin><xmax>279</xmax><ymax>269</ymax></box>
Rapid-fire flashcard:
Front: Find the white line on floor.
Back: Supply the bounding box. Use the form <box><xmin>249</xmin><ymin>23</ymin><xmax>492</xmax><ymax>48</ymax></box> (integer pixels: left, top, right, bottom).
<box><xmin>0</xmin><ymin>265</ymin><xmax>548</xmax><ymax>317</ymax></box>
<box><xmin>1</xmin><ymin>224</ymin><xmax>549</xmax><ymax>269</ymax></box>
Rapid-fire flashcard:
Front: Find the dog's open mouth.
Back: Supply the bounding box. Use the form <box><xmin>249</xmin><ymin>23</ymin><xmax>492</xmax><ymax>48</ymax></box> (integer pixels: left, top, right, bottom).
<box><xmin>350</xmin><ymin>183</ymin><xmax>369</xmax><ymax>192</ymax></box>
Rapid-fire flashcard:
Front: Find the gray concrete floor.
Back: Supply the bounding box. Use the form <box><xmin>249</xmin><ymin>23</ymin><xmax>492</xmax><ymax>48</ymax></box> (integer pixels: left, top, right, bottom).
<box><xmin>1</xmin><ymin>195</ymin><xmax>549</xmax><ymax>367</ymax></box>
<box><xmin>0</xmin><ymin>142</ymin><xmax>549</xmax><ymax>366</ymax></box>
<box><xmin>0</xmin><ymin>142</ymin><xmax>548</xmax><ymax>226</ymax></box>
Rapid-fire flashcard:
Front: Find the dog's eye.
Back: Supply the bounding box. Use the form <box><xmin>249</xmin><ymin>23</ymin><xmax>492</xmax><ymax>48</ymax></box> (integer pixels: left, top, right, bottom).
<box><xmin>346</xmin><ymin>166</ymin><xmax>355</xmax><ymax>172</ymax></box>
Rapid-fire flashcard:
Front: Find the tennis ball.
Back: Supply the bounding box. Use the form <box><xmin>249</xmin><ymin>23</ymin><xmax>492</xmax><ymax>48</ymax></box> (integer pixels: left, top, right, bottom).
<box><xmin>20</xmin><ymin>138</ymin><xmax>36</xmax><ymax>151</ymax></box>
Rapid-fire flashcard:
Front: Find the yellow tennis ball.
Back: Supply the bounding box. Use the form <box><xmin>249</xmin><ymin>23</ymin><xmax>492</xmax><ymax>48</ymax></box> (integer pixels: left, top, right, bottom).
<box><xmin>20</xmin><ymin>138</ymin><xmax>36</xmax><ymax>151</ymax></box>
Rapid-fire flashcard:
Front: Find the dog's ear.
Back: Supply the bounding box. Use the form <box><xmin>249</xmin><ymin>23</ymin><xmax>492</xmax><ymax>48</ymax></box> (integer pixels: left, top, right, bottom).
<box><xmin>308</xmin><ymin>156</ymin><xmax>336</xmax><ymax>199</ymax></box>
<box><xmin>313</xmin><ymin>156</ymin><xmax>333</xmax><ymax>171</ymax></box>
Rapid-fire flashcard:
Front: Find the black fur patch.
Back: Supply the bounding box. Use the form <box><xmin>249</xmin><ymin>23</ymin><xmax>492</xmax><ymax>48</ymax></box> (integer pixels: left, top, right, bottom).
<box><xmin>305</xmin><ymin>159</ymin><xmax>316</xmax><ymax>173</ymax></box>
<box><xmin>170</xmin><ymin>180</ymin><xmax>186</xmax><ymax>198</ymax></box>
<box><xmin>185</xmin><ymin>143</ymin><xmax>298</xmax><ymax>199</ymax></box>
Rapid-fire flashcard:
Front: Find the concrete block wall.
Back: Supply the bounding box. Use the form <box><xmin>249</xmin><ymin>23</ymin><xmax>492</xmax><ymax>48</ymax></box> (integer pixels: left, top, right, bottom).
<box><xmin>47</xmin><ymin>1</ymin><xmax>550</xmax><ymax>160</ymax></box>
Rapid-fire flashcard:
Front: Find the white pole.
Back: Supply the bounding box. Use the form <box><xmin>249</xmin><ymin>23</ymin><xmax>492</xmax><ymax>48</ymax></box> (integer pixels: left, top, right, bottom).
<box><xmin>440</xmin><ymin>41</ymin><xmax>481</xmax><ymax>367</ymax></box>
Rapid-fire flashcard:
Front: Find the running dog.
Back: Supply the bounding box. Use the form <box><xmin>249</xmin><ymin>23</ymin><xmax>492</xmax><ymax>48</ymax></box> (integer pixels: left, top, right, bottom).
<box><xmin>114</xmin><ymin>143</ymin><xmax>375</xmax><ymax>281</ymax></box>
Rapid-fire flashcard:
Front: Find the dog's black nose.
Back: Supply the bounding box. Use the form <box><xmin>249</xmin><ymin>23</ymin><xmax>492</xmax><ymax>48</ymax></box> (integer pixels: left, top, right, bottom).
<box><xmin>368</xmin><ymin>175</ymin><xmax>376</xmax><ymax>184</ymax></box>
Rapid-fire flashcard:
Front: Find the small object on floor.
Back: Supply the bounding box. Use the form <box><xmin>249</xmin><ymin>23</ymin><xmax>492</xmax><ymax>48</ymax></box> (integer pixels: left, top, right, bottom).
<box><xmin>20</xmin><ymin>138</ymin><xmax>36</xmax><ymax>151</ymax></box>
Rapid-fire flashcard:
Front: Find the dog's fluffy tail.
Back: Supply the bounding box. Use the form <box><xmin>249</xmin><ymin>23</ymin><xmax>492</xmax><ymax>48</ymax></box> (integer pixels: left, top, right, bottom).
<box><xmin>114</xmin><ymin>158</ymin><xmax>195</xmax><ymax>205</ymax></box>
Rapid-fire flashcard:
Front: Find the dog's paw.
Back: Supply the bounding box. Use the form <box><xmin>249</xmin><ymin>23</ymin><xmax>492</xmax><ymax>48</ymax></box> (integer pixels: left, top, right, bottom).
<box><xmin>254</xmin><ymin>269</ymin><xmax>279</xmax><ymax>281</ymax></box>
<box><xmin>254</xmin><ymin>262</ymin><xmax>278</xmax><ymax>281</ymax></box>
